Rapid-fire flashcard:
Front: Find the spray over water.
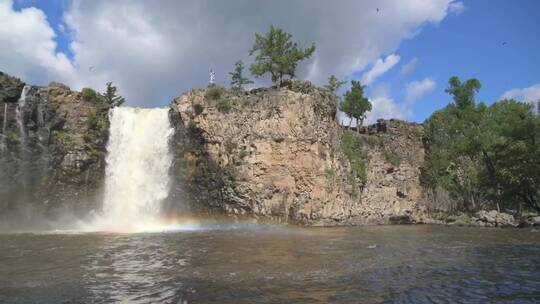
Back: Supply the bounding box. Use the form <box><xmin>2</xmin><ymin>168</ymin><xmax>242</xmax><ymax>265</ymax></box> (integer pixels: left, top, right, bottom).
<box><xmin>85</xmin><ymin>107</ymin><xmax>174</xmax><ymax>232</ymax></box>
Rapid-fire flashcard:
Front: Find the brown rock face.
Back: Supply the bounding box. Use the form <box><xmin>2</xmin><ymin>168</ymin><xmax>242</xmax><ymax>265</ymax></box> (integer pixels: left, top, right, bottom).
<box><xmin>0</xmin><ymin>78</ymin><xmax>110</xmax><ymax>226</ymax></box>
<box><xmin>354</xmin><ymin>120</ymin><xmax>425</xmax><ymax>225</ymax></box>
<box><xmin>169</xmin><ymin>82</ymin><xmax>426</xmax><ymax>225</ymax></box>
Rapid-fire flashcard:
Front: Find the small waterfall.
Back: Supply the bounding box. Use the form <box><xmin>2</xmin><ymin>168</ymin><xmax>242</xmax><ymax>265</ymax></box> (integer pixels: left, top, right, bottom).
<box><xmin>1</xmin><ymin>103</ymin><xmax>7</xmax><ymax>152</ymax></box>
<box><xmin>15</xmin><ymin>86</ymin><xmax>30</xmax><ymax>152</ymax></box>
<box><xmin>88</xmin><ymin>107</ymin><xmax>174</xmax><ymax>232</ymax></box>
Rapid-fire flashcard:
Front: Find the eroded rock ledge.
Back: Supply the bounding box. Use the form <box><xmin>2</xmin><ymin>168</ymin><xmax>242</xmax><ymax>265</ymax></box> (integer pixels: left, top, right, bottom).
<box><xmin>168</xmin><ymin>81</ymin><xmax>427</xmax><ymax>225</ymax></box>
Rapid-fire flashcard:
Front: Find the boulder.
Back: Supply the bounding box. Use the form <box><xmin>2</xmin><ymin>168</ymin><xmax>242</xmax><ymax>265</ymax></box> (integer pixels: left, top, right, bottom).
<box><xmin>475</xmin><ymin>210</ymin><xmax>516</xmax><ymax>227</ymax></box>
<box><xmin>518</xmin><ymin>215</ymin><xmax>540</xmax><ymax>227</ymax></box>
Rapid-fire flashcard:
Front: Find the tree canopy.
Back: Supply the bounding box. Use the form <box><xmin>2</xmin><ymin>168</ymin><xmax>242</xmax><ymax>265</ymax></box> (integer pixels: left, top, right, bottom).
<box><xmin>324</xmin><ymin>75</ymin><xmax>346</xmax><ymax>96</ymax></box>
<box><xmin>339</xmin><ymin>80</ymin><xmax>372</xmax><ymax>132</ymax></box>
<box><xmin>229</xmin><ymin>60</ymin><xmax>253</xmax><ymax>90</ymax></box>
<box><xmin>445</xmin><ymin>76</ymin><xmax>481</xmax><ymax>108</ymax></box>
<box><xmin>249</xmin><ymin>25</ymin><xmax>315</xmax><ymax>86</ymax></box>
<box><xmin>100</xmin><ymin>82</ymin><xmax>125</xmax><ymax>107</ymax></box>
<box><xmin>423</xmin><ymin>76</ymin><xmax>540</xmax><ymax>213</ymax></box>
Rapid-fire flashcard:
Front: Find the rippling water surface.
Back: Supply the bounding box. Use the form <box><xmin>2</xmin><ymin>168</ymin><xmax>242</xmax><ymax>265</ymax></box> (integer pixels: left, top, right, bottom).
<box><xmin>1</xmin><ymin>225</ymin><xmax>539</xmax><ymax>303</ymax></box>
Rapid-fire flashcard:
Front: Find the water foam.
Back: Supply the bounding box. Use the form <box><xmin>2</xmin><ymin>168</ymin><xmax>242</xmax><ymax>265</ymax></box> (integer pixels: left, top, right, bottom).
<box><xmin>84</xmin><ymin>107</ymin><xmax>175</xmax><ymax>232</ymax></box>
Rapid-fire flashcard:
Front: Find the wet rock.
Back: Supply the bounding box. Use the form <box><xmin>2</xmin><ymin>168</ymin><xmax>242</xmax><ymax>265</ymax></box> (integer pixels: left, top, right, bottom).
<box><xmin>389</xmin><ymin>214</ymin><xmax>413</xmax><ymax>224</ymax></box>
<box><xmin>0</xmin><ymin>72</ymin><xmax>111</xmax><ymax>220</ymax></box>
<box><xmin>518</xmin><ymin>215</ymin><xmax>540</xmax><ymax>227</ymax></box>
<box><xmin>0</xmin><ymin>72</ymin><xmax>25</xmax><ymax>103</ymax></box>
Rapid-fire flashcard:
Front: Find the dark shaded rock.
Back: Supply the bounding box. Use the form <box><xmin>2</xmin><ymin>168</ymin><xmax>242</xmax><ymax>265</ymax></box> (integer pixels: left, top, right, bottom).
<box><xmin>0</xmin><ymin>73</ymin><xmax>111</xmax><ymax>227</ymax></box>
<box><xmin>389</xmin><ymin>214</ymin><xmax>413</xmax><ymax>224</ymax></box>
<box><xmin>0</xmin><ymin>71</ymin><xmax>25</xmax><ymax>103</ymax></box>
<box><xmin>518</xmin><ymin>215</ymin><xmax>540</xmax><ymax>227</ymax></box>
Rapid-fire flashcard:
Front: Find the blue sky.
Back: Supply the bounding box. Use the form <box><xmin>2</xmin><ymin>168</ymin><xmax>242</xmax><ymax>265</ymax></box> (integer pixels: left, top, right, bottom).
<box><xmin>3</xmin><ymin>0</ymin><xmax>540</xmax><ymax>122</ymax></box>
<box><xmin>364</xmin><ymin>0</ymin><xmax>540</xmax><ymax>121</ymax></box>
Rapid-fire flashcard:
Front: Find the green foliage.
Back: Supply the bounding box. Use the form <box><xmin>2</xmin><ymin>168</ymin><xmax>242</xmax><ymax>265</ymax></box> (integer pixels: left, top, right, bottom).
<box><xmin>324</xmin><ymin>75</ymin><xmax>346</xmax><ymax>95</ymax></box>
<box><xmin>383</xmin><ymin>149</ymin><xmax>401</xmax><ymax>167</ymax></box>
<box><xmin>216</xmin><ymin>99</ymin><xmax>232</xmax><ymax>113</ymax></box>
<box><xmin>229</xmin><ymin>60</ymin><xmax>253</xmax><ymax>90</ymax></box>
<box><xmin>86</xmin><ymin>111</ymin><xmax>99</xmax><ymax>130</ymax></box>
<box><xmin>445</xmin><ymin>76</ymin><xmax>481</xmax><ymax>108</ymax></box>
<box><xmin>341</xmin><ymin>131</ymin><xmax>367</xmax><ymax>184</ymax></box>
<box><xmin>193</xmin><ymin>104</ymin><xmax>204</xmax><ymax>116</ymax></box>
<box><xmin>206</xmin><ymin>86</ymin><xmax>223</xmax><ymax>100</ymax></box>
<box><xmin>339</xmin><ymin>81</ymin><xmax>372</xmax><ymax>132</ymax></box>
<box><xmin>249</xmin><ymin>25</ymin><xmax>315</xmax><ymax>86</ymax></box>
<box><xmin>100</xmin><ymin>82</ymin><xmax>125</xmax><ymax>107</ymax></box>
<box><xmin>423</xmin><ymin>77</ymin><xmax>540</xmax><ymax>213</ymax></box>
<box><xmin>224</xmin><ymin>141</ymin><xmax>237</xmax><ymax>154</ymax></box>
<box><xmin>239</xmin><ymin>147</ymin><xmax>249</xmax><ymax>160</ymax></box>
<box><xmin>81</xmin><ymin>88</ymin><xmax>98</xmax><ymax>102</ymax></box>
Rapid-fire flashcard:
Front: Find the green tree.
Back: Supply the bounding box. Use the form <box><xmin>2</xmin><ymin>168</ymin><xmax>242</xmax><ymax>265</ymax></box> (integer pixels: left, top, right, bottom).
<box><xmin>445</xmin><ymin>76</ymin><xmax>481</xmax><ymax>108</ymax></box>
<box><xmin>324</xmin><ymin>74</ymin><xmax>346</xmax><ymax>96</ymax></box>
<box><xmin>423</xmin><ymin>76</ymin><xmax>540</xmax><ymax>214</ymax></box>
<box><xmin>249</xmin><ymin>25</ymin><xmax>315</xmax><ymax>86</ymax></box>
<box><xmin>229</xmin><ymin>60</ymin><xmax>253</xmax><ymax>90</ymax></box>
<box><xmin>339</xmin><ymin>80</ymin><xmax>372</xmax><ymax>132</ymax></box>
<box><xmin>101</xmin><ymin>82</ymin><xmax>125</xmax><ymax>107</ymax></box>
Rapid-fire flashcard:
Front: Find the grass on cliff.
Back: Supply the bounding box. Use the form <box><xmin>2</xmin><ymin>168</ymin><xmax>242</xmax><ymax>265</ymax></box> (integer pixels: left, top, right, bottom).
<box><xmin>341</xmin><ymin>131</ymin><xmax>367</xmax><ymax>184</ymax></box>
<box><xmin>205</xmin><ymin>86</ymin><xmax>223</xmax><ymax>100</ymax></box>
<box><xmin>216</xmin><ymin>99</ymin><xmax>232</xmax><ymax>113</ymax></box>
<box><xmin>383</xmin><ymin>149</ymin><xmax>401</xmax><ymax>167</ymax></box>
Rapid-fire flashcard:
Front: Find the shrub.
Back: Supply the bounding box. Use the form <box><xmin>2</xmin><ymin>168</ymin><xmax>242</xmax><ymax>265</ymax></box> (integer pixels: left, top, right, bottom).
<box><xmin>224</xmin><ymin>141</ymin><xmax>237</xmax><ymax>154</ymax></box>
<box><xmin>341</xmin><ymin>130</ymin><xmax>367</xmax><ymax>183</ymax></box>
<box><xmin>383</xmin><ymin>149</ymin><xmax>401</xmax><ymax>167</ymax></box>
<box><xmin>217</xmin><ymin>99</ymin><xmax>231</xmax><ymax>113</ymax></box>
<box><xmin>86</xmin><ymin>111</ymin><xmax>99</xmax><ymax>130</ymax></box>
<box><xmin>193</xmin><ymin>104</ymin><xmax>204</xmax><ymax>116</ymax></box>
<box><xmin>205</xmin><ymin>86</ymin><xmax>223</xmax><ymax>100</ymax></box>
<box><xmin>81</xmin><ymin>88</ymin><xmax>99</xmax><ymax>102</ymax></box>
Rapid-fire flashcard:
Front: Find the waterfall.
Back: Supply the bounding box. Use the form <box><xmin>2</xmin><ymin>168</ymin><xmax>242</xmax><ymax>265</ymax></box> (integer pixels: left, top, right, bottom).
<box><xmin>1</xmin><ymin>103</ymin><xmax>7</xmax><ymax>152</ymax></box>
<box><xmin>15</xmin><ymin>86</ymin><xmax>30</xmax><ymax>149</ymax></box>
<box><xmin>87</xmin><ymin>107</ymin><xmax>174</xmax><ymax>232</ymax></box>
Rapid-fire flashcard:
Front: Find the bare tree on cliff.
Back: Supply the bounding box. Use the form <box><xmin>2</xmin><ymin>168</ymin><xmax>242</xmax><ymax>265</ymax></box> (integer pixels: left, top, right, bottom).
<box><xmin>249</xmin><ymin>25</ymin><xmax>315</xmax><ymax>87</ymax></box>
<box><xmin>100</xmin><ymin>82</ymin><xmax>125</xmax><ymax>107</ymax></box>
<box><xmin>229</xmin><ymin>60</ymin><xmax>253</xmax><ymax>90</ymax></box>
<box><xmin>339</xmin><ymin>81</ymin><xmax>372</xmax><ymax>132</ymax></box>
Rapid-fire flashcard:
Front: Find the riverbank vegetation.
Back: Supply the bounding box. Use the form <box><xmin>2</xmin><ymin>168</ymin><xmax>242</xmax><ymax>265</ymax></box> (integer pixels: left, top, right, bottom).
<box><xmin>422</xmin><ymin>76</ymin><xmax>540</xmax><ymax>214</ymax></box>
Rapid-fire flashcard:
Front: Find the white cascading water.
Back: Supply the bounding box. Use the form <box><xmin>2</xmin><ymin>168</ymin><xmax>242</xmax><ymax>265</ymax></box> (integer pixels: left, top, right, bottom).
<box><xmin>15</xmin><ymin>86</ymin><xmax>30</xmax><ymax>151</ymax></box>
<box><xmin>0</xmin><ymin>103</ymin><xmax>7</xmax><ymax>152</ymax></box>
<box><xmin>87</xmin><ymin>107</ymin><xmax>174</xmax><ymax>232</ymax></box>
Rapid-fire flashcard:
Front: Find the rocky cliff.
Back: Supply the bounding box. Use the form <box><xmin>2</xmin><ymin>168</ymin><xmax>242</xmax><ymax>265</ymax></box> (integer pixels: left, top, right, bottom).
<box><xmin>169</xmin><ymin>81</ymin><xmax>426</xmax><ymax>225</ymax></box>
<box><xmin>0</xmin><ymin>72</ymin><xmax>110</xmax><ymax>227</ymax></box>
<box><xmin>0</xmin><ymin>72</ymin><xmax>431</xmax><ymax>227</ymax></box>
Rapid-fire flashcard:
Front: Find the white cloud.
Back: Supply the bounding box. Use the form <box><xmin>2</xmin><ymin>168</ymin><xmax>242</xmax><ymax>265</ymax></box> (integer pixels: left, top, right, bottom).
<box><xmin>448</xmin><ymin>1</ymin><xmax>465</xmax><ymax>15</ymax></box>
<box><xmin>0</xmin><ymin>0</ymin><xmax>76</xmax><ymax>85</ymax></box>
<box><xmin>360</xmin><ymin>54</ymin><xmax>400</xmax><ymax>86</ymax></box>
<box><xmin>365</xmin><ymin>84</ymin><xmax>411</xmax><ymax>124</ymax></box>
<box><xmin>405</xmin><ymin>78</ymin><xmax>436</xmax><ymax>102</ymax></box>
<box><xmin>501</xmin><ymin>84</ymin><xmax>540</xmax><ymax>103</ymax></box>
<box><xmin>399</xmin><ymin>58</ymin><xmax>418</xmax><ymax>76</ymax></box>
<box><xmin>1</xmin><ymin>0</ymin><xmax>459</xmax><ymax>106</ymax></box>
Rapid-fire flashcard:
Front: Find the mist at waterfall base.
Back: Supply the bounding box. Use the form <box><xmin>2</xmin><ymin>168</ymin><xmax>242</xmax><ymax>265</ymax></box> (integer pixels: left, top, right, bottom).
<box><xmin>81</xmin><ymin>106</ymin><xmax>185</xmax><ymax>232</ymax></box>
